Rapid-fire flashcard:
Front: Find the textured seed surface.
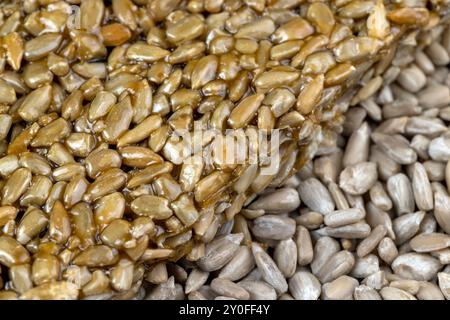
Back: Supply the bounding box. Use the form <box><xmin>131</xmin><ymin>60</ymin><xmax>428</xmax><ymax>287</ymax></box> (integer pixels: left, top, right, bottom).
<box><xmin>0</xmin><ymin>0</ymin><xmax>448</xmax><ymax>301</ymax></box>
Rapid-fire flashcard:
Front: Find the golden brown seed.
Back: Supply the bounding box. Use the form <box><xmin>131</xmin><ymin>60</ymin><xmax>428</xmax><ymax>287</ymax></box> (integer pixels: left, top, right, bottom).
<box><xmin>65</xmin><ymin>133</ymin><xmax>96</xmax><ymax>158</ymax></box>
<box><xmin>120</xmin><ymin>146</ymin><xmax>163</xmax><ymax>168</ymax></box>
<box><xmin>9</xmin><ymin>264</ymin><xmax>33</xmax><ymax>294</ymax></box>
<box><xmin>191</xmin><ymin>55</ymin><xmax>219</xmax><ymax>90</ymax></box>
<box><xmin>254</xmin><ymin>70</ymin><xmax>300</xmax><ymax>91</ymax></box>
<box><xmin>19</xmin><ymin>152</ymin><xmax>51</xmax><ymax>176</ymax></box>
<box><xmin>126</xmin><ymin>43</ymin><xmax>170</xmax><ymax>63</ymax></box>
<box><xmin>296</xmin><ymin>75</ymin><xmax>324</xmax><ymax>114</ymax></box>
<box><xmin>270</xmin><ymin>41</ymin><xmax>302</xmax><ymax>61</ymax></box>
<box><xmin>291</xmin><ymin>35</ymin><xmax>329</xmax><ymax>68</ymax></box>
<box><xmin>168</xmin><ymin>42</ymin><xmax>205</xmax><ymax>64</ymax></box>
<box><xmin>21</xmin><ymin>281</ymin><xmax>79</xmax><ymax>300</ymax></box>
<box><xmin>32</xmin><ymin>253</ymin><xmax>61</xmax><ymax>286</ymax></box>
<box><xmin>228</xmin><ymin>93</ymin><xmax>265</xmax><ymax>129</ymax></box>
<box><xmin>303</xmin><ymin>51</ymin><xmax>336</xmax><ymax>75</ymax></box>
<box><xmin>16</xmin><ymin>208</ymin><xmax>48</xmax><ymax>245</ymax></box>
<box><xmin>152</xmin><ymin>173</ymin><xmax>181</xmax><ymax>201</ymax></box>
<box><xmin>20</xmin><ymin>175</ymin><xmax>52</xmax><ymax>207</ymax></box>
<box><xmin>100</xmin><ymin>219</ymin><xmax>132</xmax><ymax>249</ymax></box>
<box><xmin>73</xmin><ymin>245</ymin><xmax>118</xmax><ymax>267</ymax></box>
<box><xmin>307</xmin><ymin>3</ymin><xmax>335</xmax><ymax>36</ymax></box>
<box><xmin>0</xmin><ymin>79</ymin><xmax>17</xmax><ymax>105</ymax></box>
<box><xmin>194</xmin><ymin>170</ymin><xmax>231</xmax><ymax>204</ymax></box>
<box><xmin>272</xmin><ymin>18</ymin><xmax>314</xmax><ymax>43</ymax></box>
<box><xmin>84</xmin><ymin>168</ymin><xmax>127</xmax><ymax>202</ymax></box>
<box><xmin>132</xmin><ymin>80</ymin><xmax>153</xmax><ymax>124</ymax></box>
<box><xmin>112</xmin><ymin>0</ymin><xmax>138</xmax><ymax>30</ymax></box>
<box><xmin>18</xmin><ymin>85</ymin><xmax>52</xmax><ymax>122</ymax></box>
<box><xmin>0</xmin><ymin>206</ymin><xmax>17</xmax><ymax>227</ymax></box>
<box><xmin>179</xmin><ymin>155</ymin><xmax>204</xmax><ymax>192</ymax></box>
<box><xmin>127</xmin><ymin>162</ymin><xmax>173</xmax><ymax>189</ymax></box>
<box><xmin>101</xmin><ymin>23</ymin><xmax>132</xmax><ymax>46</ymax></box>
<box><xmin>94</xmin><ymin>192</ymin><xmax>125</xmax><ymax>227</ymax></box>
<box><xmin>61</xmin><ymin>90</ymin><xmax>83</xmax><ymax>121</ymax></box>
<box><xmin>85</xmin><ymin>149</ymin><xmax>122</xmax><ymax>178</ymax></box>
<box><xmin>0</xmin><ymin>236</ymin><xmax>30</xmax><ymax>267</ymax></box>
<box><xmin>110</xmin><ymin>259</ymin><xmax>134</xmax><ymax>292</ymax></box>
<box><xmin>80</xmin><ymin>0</ymin><xmax>105</xmax><ymax>31</ymax></box>
<box><xmin>258</xmin><ymin>106</ymin><xmax>275</xmax><ymax>131</ymax></box>
<box><xmin>31</xmin><ymin>118</ymin><xmax>72</xmax><ymax>148</ymax></box>
<box><xmin>23</xmin><ymin>61</ymin><xmax>53</xmax><ymax>89</ymax></box>
<box><xmin>49</xmin><ymin>201</ymin><xmax>71</xmax><ymax>244</ymax></box>
<box><xmin>131</xmin><ymin>195</ymin><xmax>173</xmax><ymax>219</ymax></box>
<box><xmin>102</xmin><ymin>97</ymin><xmax>134</xmax><ymax>143</ymax></box>
<box><xmin>53</xmin><ymin>163</ymin><xmax>85</xmax><ymax>182</ymax></box>
<box><xmin>117</xmin><ymin>115</ymin><xmax>163</xmax><ymax>147</ymax></box>
<box><xmin>2</xmin><ymin>168</ymin><xmax>32</xmax><ymax>206</ymax></box>
<box><xmin>88</xmin><ymin>91</ymin><xmax>117</xmax><ymax>122</ymax></box>
<box><xmin>218</xmin><ymin>53</ymin><xmax>241</xmax><ymax>81</ymax></box>
<box><xmin>148</xmin><ymin>62</ymin><xmax>172</xmax><ymax>84</ymax></box>
<box><xmin>63</xmin><ymin>176</ymin><xmax>88</xmax><ymax>208</ymax></box>
<box><xmin>72</xmin><ymin>30</ymin><xmax>107</xmax><ymax>61</ymax></box>
<box><xmin>70</xmin><ymin>202</ymin><xmax>96</xmax><ymax>247</ymax></box>
<box><xmin>44</xmin><ymin>182</ymin><xmax>67</xmax><ymax>213</ymax></box>
<box><xmin>387</xmin><ymin>8</ymin><xmax>430</xmax><ymax>26</ymax></box>
<box><xmin>73</xmin><ymin>63</ymin><xmax>106</xmax><ymax>81</ymax></box>
<box><xmin>235</xmin><ymin>17</ymin><xmax>276</xmax><ymax>40</ymax></box>
<box><xmin>325</xmin><ymin>63</ymin><xmax>356</xmax><ymax>86</ymax></box>
<box><xmin>24</xmin><ymin>33</ymin><xmax>62</xmax><ymax>62</ymax></box>
<box><xmin>277</xmin><ymin>111</ymin><xmax>305</xmax><ymax>128</ymax></box>
<box><xmin>81</xmin><ymin>269</ymin><xmax>110</xmax><ymax>296</ymax></box>
<box><xmin>367</xmin><ymin>0</ymin><xmax>390</xmax><ymax>39</ymax></box>
<box><xmin>166</xmin><ymin>15</ymin><xmax>205</xmax><ymax>43</ymax></box>
<box><xmin>338</xmin><ymin>1</ymin><xmax>374</xmax><ymax>19</ymax></box>
<box><xmin>333</xmin><ymin>37</ymin><xmax>382</xmax><ymax>63</ymax></box>
<box><xmin>3</xmin><ymin>32</ymin><xmax>23</xmax><ymax>71</ymax></box>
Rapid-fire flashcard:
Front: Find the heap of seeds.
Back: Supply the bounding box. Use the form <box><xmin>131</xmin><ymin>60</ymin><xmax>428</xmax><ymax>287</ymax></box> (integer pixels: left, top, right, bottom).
<box><xmin>157</xmin><ymin>26</ymin><xmax>450</xmax><ymax>301</ymax></box>
<box><xmin>0</xmin><ymin>0</ymin><xmax>449</xmax><ymax>299</ymax></box>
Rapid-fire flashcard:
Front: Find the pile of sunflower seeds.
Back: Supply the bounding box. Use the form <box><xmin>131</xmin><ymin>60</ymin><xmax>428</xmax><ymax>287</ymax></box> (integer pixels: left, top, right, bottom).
<box><xmin>0</xmin><ymin>0</ymin><xmax>450</xmax><ymax>300</ymax></box>
<box><xmin>143</xmin><ymin>26</ymin><xmax>450</xmax><ymax>301</ymax></box>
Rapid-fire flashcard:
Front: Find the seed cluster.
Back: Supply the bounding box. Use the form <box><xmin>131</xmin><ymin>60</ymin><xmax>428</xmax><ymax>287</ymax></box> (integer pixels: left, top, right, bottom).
<box><xmin>0</xmin><ymin>0</ymin><xmax>448</xmax><ymax>299</ymax></box>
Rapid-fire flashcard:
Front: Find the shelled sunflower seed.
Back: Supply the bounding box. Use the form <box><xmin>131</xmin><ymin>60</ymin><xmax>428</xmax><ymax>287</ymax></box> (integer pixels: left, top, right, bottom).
<box><xmin>140</xmin><ymin>26</ymin><xmax>450</xmax><ymax>301</ymax></box>
<box><xmin>0</xmin><ymin>0</ymin><xmax>450</xmax><ymax>300</ymax></box>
